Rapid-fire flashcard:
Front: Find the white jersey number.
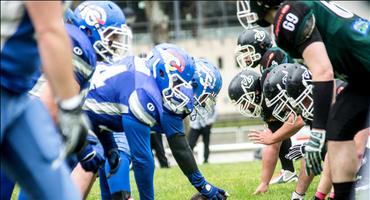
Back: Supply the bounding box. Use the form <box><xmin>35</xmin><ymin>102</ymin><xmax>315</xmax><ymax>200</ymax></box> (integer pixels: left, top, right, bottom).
<box><xmin>283</xmin><ymin>13</ymin><xmax>299</xmax><ymax>31</ymax></box>
<box><xmin>90</xmin><ymin>64</ymin><xmax>127</xmax><ymax>90</ymax></box>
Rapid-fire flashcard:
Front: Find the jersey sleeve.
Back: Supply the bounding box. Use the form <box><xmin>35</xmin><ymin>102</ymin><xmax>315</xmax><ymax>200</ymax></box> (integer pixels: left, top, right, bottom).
<box><xmin>128</xmin><ymin>89</ymin><xmax>160</xmax><ymax>127</ymax></box>
<box><xmin>273</xmin><ymin>2</ymin><xmax>322</xmax><ymax>57</ymax></box>
<box><xmin>160</xmin><ymin>110</ymin><xmax>184</xmax><ymax>138</ymax></box>
<box><xmin>65</xmin><ymin>24</ymin><xmax>97</xmax><ymax>89</ymax></box>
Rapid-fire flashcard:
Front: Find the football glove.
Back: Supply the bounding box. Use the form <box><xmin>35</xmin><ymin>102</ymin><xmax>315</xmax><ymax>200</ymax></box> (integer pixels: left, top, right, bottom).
<box><xmin>77</xmin><ymin>134</ymin><xmax>105</xmax><ymax>173</ymax></box>
<box><xmin>58</xmin><ymin>94</ymin><xmax>90</xmax><ymax>155</ymax></box>
<box><xmin>199</xmin><ymin>183</ymin><xmax>229</xmax><ymax>200</ymax></box>
<box><xmin>106</xmin><ymin>148</ymin><xmax>121</xmax><ymax>178</ymax></box>
<box><xmin>304</xmin><ymin>129</ymin><xmax>326</xmax><ymax>176</ymax></box>
<box><xmin>285</xmin><ymin>144</ymin><xmax>306</xmax><ymax>161</ymax></box>
<box><xmin>188</xmin><ymin>171</ymin><xmax>229</xmax><ymax>200</ymax></box>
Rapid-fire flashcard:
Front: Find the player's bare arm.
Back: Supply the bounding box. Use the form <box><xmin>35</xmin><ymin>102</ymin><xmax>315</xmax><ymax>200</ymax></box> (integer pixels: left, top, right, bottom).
<box><xmin>25</xmin><ymin>1</ymin><xmax>79</xmax><ymax>100</ymax></box>
<box><xmin>249</xmin><ymin>115</ymin><xmax>305</xmax><ymax>145</ymax></box>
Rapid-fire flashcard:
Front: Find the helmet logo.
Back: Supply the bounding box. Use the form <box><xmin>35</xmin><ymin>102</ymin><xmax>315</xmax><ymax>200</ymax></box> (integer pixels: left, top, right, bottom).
<box><xmin>78</xmin><ymin>3</ymin><xmax>107</xmax><ymax>26</ymax></box>
<box><xmin>282</xmin><ymin>70</ymin><xmax>288</xmax><ymax>85</ymax></box>
<box><xmin>253</xmin><ymin>29</ymin><xmax>266</xmax><ymax>42</ymax></box>
<box><xmin>241</xmin><ymin>75</ymin><xmax>254</xmax><ymax>89</ymax></box>
<box><xmin>197</xmin><ymin>63</ymin><xmax>216</xmax><ymax>89</ymax></box>
<box><xmin>158</xmin><ymin>48</ymin><xmax>185</xmax><ymax>73</ymax></box>
<box><xmin>302</xmin><ymin>70</ymin><xmax>311</xmax><ymax>80</ymax></box>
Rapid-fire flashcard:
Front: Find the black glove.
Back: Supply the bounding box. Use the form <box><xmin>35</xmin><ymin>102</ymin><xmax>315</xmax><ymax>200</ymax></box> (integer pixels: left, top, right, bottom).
<box><xmin>106</xmin><ymin>148</ymin><xmax>121</xmax><ymax>178</ymax></box>
<box><xmin>77</xmin><ymin>134</ymin><xmax>105</xmax><ymax>173</ymax></box>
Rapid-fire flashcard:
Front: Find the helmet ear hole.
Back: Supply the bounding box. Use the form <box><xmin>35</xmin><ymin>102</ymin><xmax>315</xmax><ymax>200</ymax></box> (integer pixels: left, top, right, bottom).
<box><xmin>81</xmin><ymin>28</ymin><xmax>93</xmax><ymax>37</ymax></box>
<box><xmin>192</xmin><ymin>81</ymin><xmax>198</xmax><ymax>89</ymax></box>
<box><xmin>159</xmin><ymin>69</ymin><xmax>165</xmax><ymax>77</ymax></box>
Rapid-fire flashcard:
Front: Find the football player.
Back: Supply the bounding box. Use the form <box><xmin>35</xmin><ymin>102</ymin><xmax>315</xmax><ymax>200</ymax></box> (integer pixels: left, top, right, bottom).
<box><xmin>240</xmin><ymin>1</ymin><xmax>370</xmax><ymax>198</ymax></box>
<box><xmin>236</xmin><ymin>27</ymin><xmax>302</xmax><ymax>186</ymax></box>
<box><xmin>235</xmin><ymin>27</ymin><xmax>272</xmax><ymax>70</ymax></box>
<box><xmin>260</xmin><ymin>63</ymin><xmax>369</xmax><ymax>200</ymax></box>
<box><xmin>1</xmin><ymin>1</ymin><xmax>87</xmax><ymax>199</ymax></box>
<box><xmin>97</xmin><ymin>57</ymin><xmax>224</xmax><ymax>200</ymax></box>
<box><xmin>5</xmin><ymin>1</ymin><xmax>131</xmax><ymax>199</ymax></box>
<box><xmin>64</xmin><ymin>1</ymin><xmax>134</xmax><ymax>199</ymax></box>
<box><xmin>282</xmin><ymin>65</ymin><xmax>368</xmax><ymax>200</ymax></box>
<box><xmin>228</xmin><ymin>51</ymin><xmax>303</xmax><ymax>194</ymax></box>
<box><xmin>82</xmin><ymin>43</ymin><xmax>228</xmax><ymax>200</ymax></box>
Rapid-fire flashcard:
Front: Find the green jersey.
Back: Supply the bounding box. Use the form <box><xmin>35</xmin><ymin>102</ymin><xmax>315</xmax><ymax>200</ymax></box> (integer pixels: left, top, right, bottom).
<box><xmin>273</xmin><ymin>1</ymin><xmax>370</xmax><ymax>83</ymax></box>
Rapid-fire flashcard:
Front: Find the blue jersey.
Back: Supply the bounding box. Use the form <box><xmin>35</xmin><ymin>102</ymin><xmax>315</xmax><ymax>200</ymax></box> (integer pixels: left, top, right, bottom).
<box><xmin>1</xmin><ymin>2</ymin><xmax>40</xmax><ymax>93</ymax></box>
<box><xmin>83</xmin><ymin>56</ymin><xmax>184</xmax><ymax>136</ymax></box>
<box><xmin>29</xmin><ymin>23</ymin><xmax>96</xmax><ymax>96</ymax></box>
<box><xmin>65</xmin><ymin>23</ymin><xmax>96</xmax><ymax>90</ymax></box>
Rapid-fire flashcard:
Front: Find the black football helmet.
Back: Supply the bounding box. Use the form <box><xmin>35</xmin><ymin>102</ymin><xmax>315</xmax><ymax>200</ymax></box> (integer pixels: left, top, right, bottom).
<box><xmin>285</xmin><ymin>64</ymin><xmax>313</xmax><ymax>121</ymax></box>
<box><xmin>236</xmin><ymin>0</ymin><xmax>284</xmax><ymax>28</ymax></box>
<box><xmin>228</xmin><ymin>70</ymin><xmax>263</xmax><ymax>118</ymax></box>
<box><xmin>263</xmin><ymin>63</ymin><xmax>297</xmax><ymax>123</ymax></box>
<box><xmin>235</xmin><ymin>27</ymin><xmax>273</xmax><ymax>70</ymax></box>
<box><xmin>259</xmin><ymin>47</ymin><xmax>293</xmax><ymax>73</ymax></box>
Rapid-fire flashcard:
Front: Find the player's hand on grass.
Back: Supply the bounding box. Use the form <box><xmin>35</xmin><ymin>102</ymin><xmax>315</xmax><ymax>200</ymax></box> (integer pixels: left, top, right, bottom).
<box><xmin>58</xmin><ymin>94</ymin><xmax>89</xmax><ymax>155</ymax></box>
<box><xmin>106</xmin><ymin>148</ymin><xmax>121</xmax><ymax>178</ymax></box>
<box><xmin>285</xmin><ymin>144</ymin><xmax>306</xmax><ymax>161</ymax></box>
<box><xmin>253</xmin><ymin>183</ymin><xmax>268</xmax><ymax>195</ymax></box>
<box><xmin>77</xmin><ymin>134</ymin><xmax>105</xmax><ymax>173</ymax></box>
<box><xmin>248</xmin><ymin>128</ymin><xmax>273</xmax><ymax>145</ymax></box>
<box><xmin>198</xmin><ymin>183</ymin><xmax>229</xmax><ymax>200</ymax></box>
<box><xmin>304</xmin><ymin>129</ymin><xmax>325</xmax><ymax>176</ymax></box>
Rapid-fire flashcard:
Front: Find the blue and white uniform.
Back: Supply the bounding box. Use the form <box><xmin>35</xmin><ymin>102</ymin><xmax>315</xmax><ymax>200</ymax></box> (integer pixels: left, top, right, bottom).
<box><xmin>84</xmin><ymin>56</ymin><xmax>186</xmax><ymax>200</ymax></box>
<box><xmin>0</xmin><ymin>2</ymin><xmax>80</xmax><ymax>200</ymax></box>
<box><xmin>29</xmin><ymin>23</ymin><xmax>97</xmax><ymax>97</ymax></box>
<box><xmin>92</xmin><ymin>61</ymin><xmax>133</xmax><ymax>200</ymax></box>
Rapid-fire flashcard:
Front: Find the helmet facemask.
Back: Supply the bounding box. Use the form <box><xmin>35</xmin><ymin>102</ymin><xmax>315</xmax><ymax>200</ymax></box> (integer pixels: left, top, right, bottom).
<box><xmin>235</xmin><ymin>91</ymin><xmax>262</xmax><ymax>118</ymax></box>
<box><xmin>235</xmin><ymin>44</ymin><xmax>261</xmax><ymax>69</ymax></box>
<box><xmin>288</xmin><ymin>84</ymin><xmax>313</xmax><ymax>121</ymax></box>
<box><xmin>265</xmin><ymin>85</ymin><xmax>297</xmax><ymax>124</ymax></box>
<box><xmin>94</xmin><ymin>24</ymin><xmax>133</xmax><ymax>63</ymax></box>
<box><xmin>162</xmin><ymin>73</ymin><xmax>192</xmax><ymax>114</ymax></box>
<box><xmin>237</xmin><ymin>1</ymin><xmax>259</xmax><ymax>29</ymax></box>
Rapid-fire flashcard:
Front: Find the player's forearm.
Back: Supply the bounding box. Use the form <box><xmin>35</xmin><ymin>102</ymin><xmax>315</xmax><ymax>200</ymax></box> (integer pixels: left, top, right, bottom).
<box><xmin>271</xmin><ymin>116</ymin><xmax>305</xmax><ymax>143</ymax></box>
<box><xmin>302</xmin><ymin>42</ymin><xmax>335</xmax><ymax>129</ymax></box>
<box><xmin>39</xmin><ymin>81</ymin><xmax>81</xmax><ymax>122</ymax></box>
<box><xmin>167</xmin><ymin>134</ymin><xmax>199</xmax><ymax>175</ymax></box>
<box><xmin>302</xmin><ymin>42</ymin><xmax>334</xmax><ymax>82</ymax></box>
<box><xmin>38</xmin><ymin>27</ymin><xmax>79</xmax><ymax>100</ymax></box>
<box><xmin>26</xmin><ymin>1</ymin><xmax>79</xmax><ymax>100</ymax></box>
<box><xmin>261</xmin><ymin>143</ymin><xmax>280</xmax><ymax>184</ymax></box>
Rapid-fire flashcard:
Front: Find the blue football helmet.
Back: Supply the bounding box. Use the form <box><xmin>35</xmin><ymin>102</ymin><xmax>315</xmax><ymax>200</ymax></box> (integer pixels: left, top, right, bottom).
<box><xmin>191</xmin><ymin>58</ymin><xmax>222</xmax><ymax>117</ymax></box>
<box><xmin>69</xmin><ymin>1</ymin><xmax>132</xmax><ymax>63</ymax></box>
<box><xmin>146</xmin><ymin>43</ymin><xmax>195</xmax><ymax>114</ymax></box>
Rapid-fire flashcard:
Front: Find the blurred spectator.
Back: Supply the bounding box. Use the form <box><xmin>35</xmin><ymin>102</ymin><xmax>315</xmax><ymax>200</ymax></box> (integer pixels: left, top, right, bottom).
<box><xmin>150</xmin><ymin>133</ymin><xmax>169</xmax><ymax>168</ymax></box>
<box><xmin>188</xmin><ymin>105</ymin><xmax>217</xmax><ymax>163</ymax></box>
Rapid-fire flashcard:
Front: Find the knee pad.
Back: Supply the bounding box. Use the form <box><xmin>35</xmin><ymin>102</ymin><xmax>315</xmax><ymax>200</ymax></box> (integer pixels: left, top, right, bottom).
<box><xmin>112</xmin><ymin>191</ymin><xmax>131</xmax><ymax>200</ymax></box>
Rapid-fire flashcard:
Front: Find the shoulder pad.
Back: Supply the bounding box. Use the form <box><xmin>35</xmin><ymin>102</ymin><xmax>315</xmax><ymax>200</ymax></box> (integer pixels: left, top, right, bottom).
<box><xmin>274</xmin><ymin>2</ymin><xmax>320</xmax><ymax>57</ymax></box>
<box><xmin>128</xmin><ymin>89</ymin><xmax>159</xmax><ymax>127</ymax></box>
<box><xmin>65</xmin><ymin>24</ymin><xmax>97</xmax><ymax>86</ymax></box>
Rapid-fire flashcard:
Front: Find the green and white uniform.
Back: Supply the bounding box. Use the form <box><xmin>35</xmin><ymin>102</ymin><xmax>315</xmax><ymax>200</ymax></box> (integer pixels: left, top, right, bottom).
<box><xmin>273</xmin><ymin>1</ymin><xmax>370</xmax><ymax>83</ymax></box>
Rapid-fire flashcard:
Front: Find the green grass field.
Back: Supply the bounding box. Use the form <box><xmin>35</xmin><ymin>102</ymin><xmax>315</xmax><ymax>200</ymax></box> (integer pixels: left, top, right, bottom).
<box><xmin>84</xmin><ymin>161</ymin><xmax>320</xmax><ymax>200</ymax></box>
<box><xmin>11</xmin><ymin>161</ymin><xmax>321</xmax><ymax>200</ymax></box>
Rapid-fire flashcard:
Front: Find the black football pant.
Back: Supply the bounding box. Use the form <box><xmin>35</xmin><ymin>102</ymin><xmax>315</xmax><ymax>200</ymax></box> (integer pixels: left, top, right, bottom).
<box><xmin>150</xmin><ymin>133</ymin><xmax>169</xmax><ymax>168</ymax></box>
<box><xmin>279</xmin><ymin>138</ymin><xmax>295</xmax><ymax>172</ymax></box>
<box><xmin>188</xmin><ymin>125</ymin><xmax>212</xmax><ymax>163</ymax></box>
